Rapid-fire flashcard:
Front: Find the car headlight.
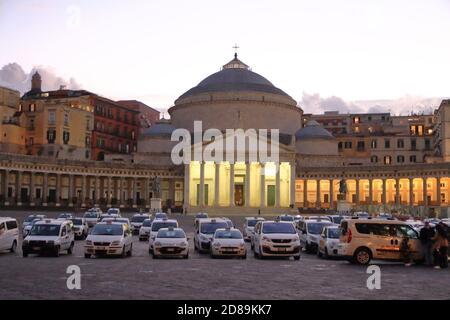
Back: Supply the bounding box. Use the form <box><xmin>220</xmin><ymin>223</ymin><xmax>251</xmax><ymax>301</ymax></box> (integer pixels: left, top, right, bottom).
<box><xmin>179</xmin><ymin>242</ymin><xmax>188</xmax><ymax>247</ymax></box>
<box><xmin>200</xmin><ymin>235</ymin><xmax>210</xmax><ymax>242</ymax></box>
<box><xmin>154</xmin><ymin>241</ymin><xmax>161</xmax><ymax>247</ymax></box>
<box><xmin>213</xmin><ymin>242</ymin><xmax>221</xmax><ymax>247</ymax></box>
<box><xmin>262</xmin><ymin>236</ymin><xmax>271</xmax><ymax>242</ymax></box>
<box><xmin>239</xmin><ymin>243</ymin><xmax>245</xmax><ymax>248</ymax></box>
<box><xmin>85</xmin><ymin>240</ymin><xmax>93</xmax><ymax>245</ymax></box>
<box><xmin>111</xmin><ymin>241</ymin><xmax>121</xmax><ymax>246</ymax></box>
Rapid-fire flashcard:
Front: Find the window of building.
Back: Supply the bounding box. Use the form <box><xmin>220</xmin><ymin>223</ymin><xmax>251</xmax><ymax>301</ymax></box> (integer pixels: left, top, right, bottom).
<box><xmin>411</xmin><ymin>139</ymin><xmax>417</xmax><ymax>150</ymax></box>
<box><xmin>357</xmin><ymin>141</ymin><xmax>365</xmax><ymax>152</ymax></box>
<box><xmin>354</xmin><ymin>126</ymin><xmax>360</xmax><ymax>133</ymax></box>
<box><xmin>29</xmin><ymin>104</ymin><xmax>36</xmax><ymax>112</ymax></box>
<box><xmin>85</xmin><ymin>136</ymin><xmax>91</xmax><ymax>147</ymax></box>
<box><xmin>48</xmin><ymin>111</ymin><xmax>56</xmax><ymax>125</ymax></box>
<box><xmin>384</xmin><ymin>156</ymin><xmax>392</xmax><ymax>165</ymax></box>
<box><xmin>410</xmin><ymin>155</ymin><xmax>417</xmax><ymax>163</ymax></box>
<box><xmin>371</xmin><ymin>156</ymin><xmax>378</xmax><ymax>163</ymax></box>
<box><xmin>344</xmin><ymin>141</ymin><xmax>352</xmax><ymax>149</ymax></box>
<box><xmin>64</xmin><ymin>112</ymin><xmax>69</xmax><ymax>126</ymax></box>
<box><xmin>47</xmin><ymin>130</ymin><xmax>56</xmax><ymax>144</ymax></box>
<box><xmin>131</xmin><ymin>131</ymin><xmax>135</xmax><ymax>140</ymax></box>
<box><xmin>384</xmin><ymin>139</ymin><xmax>390</xmax><ymax>149</ymax></box>
<box><xmin>425</xmin><ymin>139</ymin><xmax>431</xmax><ymax>150</ymax></box>
<box><xmin>85</xmin><ymin>150</ymin><xmax>90</xmax><ymax>159</ymax></box>
<box><xmin>371</xmin><ymin>140</ymin><xmax>377</xmax><ymax>149</ymax></box>
<box><xmin>86</xmin><ymin>119</ymin><xmax>91</xmax><ymax>130</ymax></box>
<box><xmin>397</xmin><ymin>139</ymin><xmax>404</xmax><ymax>148</ymax></box>
<box><xmin>397</xmin><ymin>155</ymin><xmax>405</xmax><ymax>163</ymax></box>
<box><xmin>63</xmin><ymin>131</ymin><xmax>70</xmax><ymax>144</ymax></box>
<box><xmin>353</xmin><ymin>116</ymin><xmax>360</xmax><ymax>124</ymax></box>
<box><xmin>368</xmin><ymin>116</ymin><xmax>372</xmax><ymax>121</ymax></box>
<box><xmin>19</xmin><ymin>104</ymin><xmax>23</xmax><ymax>112</ymax></box>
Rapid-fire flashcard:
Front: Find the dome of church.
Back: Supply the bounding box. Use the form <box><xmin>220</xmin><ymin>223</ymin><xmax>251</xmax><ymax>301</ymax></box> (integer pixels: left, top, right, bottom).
<box><xmin>177</xmin><ymin>55</ymin><xmax>292</xmax><ymax>101</ymax></box>
<box><xmin>140</xmin><ymin>120</ymin><xmax>176</xmax><ymax>138</ymax></box>
<box><xmin>295</xmin><ymin>120</ymin><xmax>335</xmax><ymax>140</ymax></box>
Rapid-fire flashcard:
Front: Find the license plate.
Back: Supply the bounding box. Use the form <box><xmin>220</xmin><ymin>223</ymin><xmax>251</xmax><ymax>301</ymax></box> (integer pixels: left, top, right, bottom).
<box><xmin>33</xmin><ymin>246</ymin><xmax>40</xmax><ymax>250</ymax></box>
<box><xmin>224</xmin><ymin>249</ymin><xmax>235</xmax><ymax>252</ymax></box>
<box><xmin>167</xmin><ymin>248</ymin><xmax>175</xmax><ymax>252</ymax></box>
<box><xmin>277</xmin><ymin>247</ymin><xmax>287</xmax><ymax>252</ymax></box>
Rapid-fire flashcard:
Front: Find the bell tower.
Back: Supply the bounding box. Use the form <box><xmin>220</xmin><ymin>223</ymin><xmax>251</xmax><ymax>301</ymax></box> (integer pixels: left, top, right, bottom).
<box><xmin>31</xmin><ymin>71</ymin><xmax>42</xmax><ymax>92</ymax></box>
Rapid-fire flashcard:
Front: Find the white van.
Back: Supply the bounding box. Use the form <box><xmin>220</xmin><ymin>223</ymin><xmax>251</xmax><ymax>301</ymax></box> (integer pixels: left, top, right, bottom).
<box><xmin>0</xmin><ymin>217</ymin><xmax>19</xmax><ymax>253</ymax></box>
<box><xmin>194</xmin><ymin>218</ymin><xmax>228</xmax><ymax>253</ymax></box>
<box><xmin>22</xmin><ymin>219</ymin><xmax>75</xmax><ymax>257</ymax></box>
<box><xmin>338</xmin><ymin>218</ymin><xmax>424</xmax><ymax>265</ymax></box>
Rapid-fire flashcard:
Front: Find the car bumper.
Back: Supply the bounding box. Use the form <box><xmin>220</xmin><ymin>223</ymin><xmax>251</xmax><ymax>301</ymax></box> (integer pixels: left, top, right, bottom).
<box><xmin>200</xmin><ymin>241</ymin><xmax>211</xmax><ymax>251</ymax></box>
<box><xmin>85</xmin><ymin>245</ymin><xmax>123</xmax><ymax>256</ymax></box>
<box><xmin>212</xmin><ymin>247</ymin><xmax>246</xmax><ymax>257</ymax></box>
<box><xmin>22</xmin><ymin>243</ymin><xmax>57</xmax><ymax>253</ymax></box>
<box><xmin>154</xmin><ymin>246</ymin><xmax>188</xmax><ymax>257</ymax></box>
<box><xmin>261</xmin><ymin>245</ymin><xmax>301</xmax><ymax>256</ymax></box>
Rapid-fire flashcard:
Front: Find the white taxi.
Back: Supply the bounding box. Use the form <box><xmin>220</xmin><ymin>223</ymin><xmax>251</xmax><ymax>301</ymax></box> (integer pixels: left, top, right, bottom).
<box><xmin>130</xmin><ymin>213</ymin><xmax>150</xmax><ymax>234</ymax></box>
<box><xmin>152</xmin><ymin>227</ymin><xmax>189</xmax><ymax>259</ymax></box>
<box><xmin>148</xmin><ymin>219</ymin><xmax>179</xmax><ymax>253</ymax></box>
<box><xmin>70</xmin><ymin>217</ymin><xmax>89</xmax><ymax>239</ymax></box>
<box><xmin>139</xmin><ymin>218</ymin><xmax>153</xmax><ymax>241</ymax></box>
<box><xmin>211</xmin><ymin>228</ymin><xmax>246</xmax><ymax>259</ymax></box>
<box><xmin>84</xmin><ymin>221</ymin><xmax>133</xmax><ymax>258</ymax></box>
<box><xmin>317</xmin><ymin>225</ymin><xmax>341</xmax><ymax>259</ymax></box>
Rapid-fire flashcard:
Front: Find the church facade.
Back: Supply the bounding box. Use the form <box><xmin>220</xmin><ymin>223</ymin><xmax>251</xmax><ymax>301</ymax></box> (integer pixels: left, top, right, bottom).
<box><xmin>1</xmin><ymin>54</ymin><xmax>450</xmax><ymax>217</ymax></box>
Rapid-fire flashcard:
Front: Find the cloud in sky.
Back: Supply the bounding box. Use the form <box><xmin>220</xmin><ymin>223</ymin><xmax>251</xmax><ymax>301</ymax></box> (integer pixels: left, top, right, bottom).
<box><xmin>0</xmin><ymin>62</ymin><xmax>81</xmax><ymax>94</ymax></box>
<box><xmin>299</xmin><ymin>92</ymin><xmax>445</xmax><ymax>116</ymax></box>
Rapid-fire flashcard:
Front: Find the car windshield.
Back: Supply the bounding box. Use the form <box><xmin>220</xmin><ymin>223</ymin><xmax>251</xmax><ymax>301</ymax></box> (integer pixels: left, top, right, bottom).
<box><xmin>107</xmin><ymin>209</ymin><xmax>119</xmax><ymax>214</ymax></box>
<box><xmin>279</xmin><ymin>216</ymin><xmax>294</xmax><ymax>221</ymax></box>
<box><xmin>152</xmin><ymin>222</ymin><xmax>177</xmax><ymax>232</ymax></box>
<box><xmin>155</xmin><ymin>213</ymin><xmax>167</xmax><ymax>219</ymax></box>
<box><xmin>328</xmin><ymin>228</ymin><xmax>340</xmax><ymax>239</ymax></box>
<box><xmin>142</xmin><ymin>219</ymin><xmax>153</xmax><ymax>227</ymax></box>
<box><xmin>91</xmin><ymin>224</ymin><xmax>123</xmax><ymax>236</ymax></box>
<box><xmin>331</xmin><ymin>216</ymin><xmax>344</xmax><ymax>224</ymax></box>
<box><xmin>25</xmin><ymin>216</ymin><xmax>40</xmax><ymax>223</ymax></box>
<box><xmin>262</xmin><ymin>222</ymin><xmax>296</xmax><ymax>234</ymax></box>
<box><xmin>200</xmin><ymin>222</ymin><xmax>229</xmax><ymax>234</ymax></box>
<box><xmin>131</xmin><ymin>216</ymin><xmax>148</xmax><ymax>223</ymax></box>
<box><xmin>196</xmin><ymin>214</ymin><xmax>208</xmax><ymax>218</ymax></box>
<box><xmin>30</xmin><ymin>224</ymin><xmax>60</xmax><ymax>236</ymax></box>
<box><xmin>247</xmin><ymin>219</ymin><xmax>260</xmax><ymax>227</ymax></box>
<box><xmin>84</xmin><ymin>212</ymin><xmax>97</xmax><ymax>218</ymax></box>
<box><xmin>308</xmin><ymin>223</ymin><xmax>333</xmax><ymax>235</ymax></box>
<box><xmin>215</xmin><ymin>230</ymin><xmax>242</xmax><ymax>239</ymax></box>
<box><xmin>71</xmin><ymin>219</ymin><xmax>83</xmax><ymax>225</ymax></box>
<box><xmin>157</xmin><ymin>229</ymin><xmax>185</xmax><ymax>238</ymax></box>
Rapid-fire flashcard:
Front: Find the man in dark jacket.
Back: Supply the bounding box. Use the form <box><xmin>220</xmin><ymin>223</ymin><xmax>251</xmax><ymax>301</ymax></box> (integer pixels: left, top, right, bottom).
<box><xmin>419</xmin><ymin>222</ymin><xmax>435</xmax><ymax>266</ymax></box>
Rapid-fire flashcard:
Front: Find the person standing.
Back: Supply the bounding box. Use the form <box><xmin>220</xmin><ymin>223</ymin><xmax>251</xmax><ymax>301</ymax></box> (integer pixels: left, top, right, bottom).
<box><xmin>432</xmin><ymin>223</ymin><xmax>449</xmax><ymax>269</ymax></box>
<box><xmin>400</xmin><ymin>237</ymin><xmax>412</xmax><ymax>267</ymax></box>
<box><xmin>419</xmin><ymin>221</ymin><xmax>435</xmax><ymax>266</ymax></box>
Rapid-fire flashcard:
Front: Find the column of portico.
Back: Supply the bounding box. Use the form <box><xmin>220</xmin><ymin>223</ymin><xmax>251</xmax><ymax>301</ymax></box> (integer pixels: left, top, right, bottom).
<box><xmin>368</xmin><ymin>178</ymin><xmax>373</xmax><ymax>205</ymax></box>
<box><xmin>94</xmin><ymin>175</ymin><xmax>99</xmax><ymax>206</ymax></box>
<box><xmin>132</xmin><ymin>177</ymin><xmax>138</xmax><ymax>208</ymax></box>
<box><xmin>355</xmin><ymin>179</ymin><xmax>360</xmax><ymax>204</ymax></box>
<box><xmin>395</xmin><ymin>178</ymin><xmax>400</xmax><ymax>206</ymax></box>
<box><xmin>214</xmin><ymin>162</ymin><xmax>220</xmax><ymax>207</ymax></box>
<box><xmin>382</xmin><ymin>178</ymin><xmax>387</xmax><ymax>206</ymax></box>
<box><xmin>107</xmin><ymin>176</ymin><xmax>112</xmax><ymax>207</ymax></box>
<box><xmin>119</xmin><ymin>177</ymin><xmax>124</xmax><ymax>208</ymax></box>
<box><xmin>55</xmin><ymin>173</ymin><xmax>61</xmax><ymax>207</ymax></box>
<box><xmin>68</xmin><ymin>174</ymin><xmax>74</xmax><ymax>207</ymax></box>
<box><xmin>16</xmin><ymin>171</ymin><xmax>22</xmax><ymax>206</ymax></box>
<box><xmin>245</xmin><ymin>162</ymin><xmax>250</xmax><ymax>207</ymax></box>
<box><xmin>423</xmin><ymin>178</ymin><xmax>428</xmax><ymax>208</ymax></box>
<box><xmin>3</xmin><ymin>170</ymin><xmax>10</xmax><ymax>206</ymax></box>
<box><xmin>29</xmin><ymin>172</ymin><xmax>35</xmax><ymax>206</ymax></box>
<box><xmin>303</xmin><ymin>179</ymin><xmax>308</xmax><ymax>209</ymax></box>
<box><xmin>42</xmin><ymin>173</ymin><xmax>48</xmax><ymax>206</ymax></box>
<box><xmin>229</xmin><ymin>163</ymin><xmax>235</xmax><ymax>207</ymax></box>
<box><xmin>81</xmin><ymin>175</ymin><xmax>87</xmax><ymax>208</ymax></box>
<box><xmin>329</xmin><ymin>179</ymin><xmax>334</xmax><ymax>209</ymax></box>
<box><xmin>183</xmin><ymin>164</ymin><xmax>189</xmax><ymax>210</ymax></box>
<box><xmin>316</xmin><ymin>179</ymin><xmax>321</xmax><ymax>208</ymax></box>
<box><xmin>275</xmin><ymin>163</ymin><xmax>281</xmax><ymax>208</ymax></box>
<box><xmin>437</xmin><ymin>177</ymin><xmax>442</xmax><ymax>205</ymax></box>
<box><xmin>290</xmin><ymin>163</ymin><xmax>296</xmax><ymax>208</ymax></box>
<box><xmin>144</xmin><ymin>177</ymin><xmax>150</xmax><ymax>208</ymax></box>
<box><xmin>260</xmin><ymin>163</ymin><xmax>265</xmax><ymax>208</ymax></box>
<box><xmin>199</xmin><ymin>162</ymin><xmax>205</xmax><ymax>207</ymax></box>
<box><xmin>409</xmin><ymin>177</ymin><xmax>414</xmax><ymax>207</ymax></box>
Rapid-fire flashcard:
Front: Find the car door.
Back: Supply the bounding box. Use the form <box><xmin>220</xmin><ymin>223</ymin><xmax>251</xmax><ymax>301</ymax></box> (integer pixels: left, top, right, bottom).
<box><xmin>6</xmin><ymin>220</ymin><xmax>18</xmax><ymax>249</ymax></box>
<box><xmin>60</xmin><ymin>225</ymin><xmax>69</xmax><ymax>250</ymax></box>
<box><xmin>319</xmin><ymin>228</ymin><xmax>327</xmax><ymax>252</ymax></box>
<box><xmin>0</xmin><ymin>222</ymin><xmax>6</xmax><ymax>250</ymax></box>
<box><xmin>394</xmin><ymin>224</ymin><xmax>423</xmax><ymax>260</ymax></box>
<box><xmin>369</xmin><ymin>223</ymin><xmax>400</xmax><ymax>260</ymax></box>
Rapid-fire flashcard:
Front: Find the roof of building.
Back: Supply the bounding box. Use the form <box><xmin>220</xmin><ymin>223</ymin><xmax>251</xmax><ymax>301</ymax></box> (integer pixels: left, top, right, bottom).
<box><xmin>140</xmin><ymin>119</ymin><xmax>176</xmax><ymax>138</ymax></box>
<box><xmin>176</xmin><ymin>55</ymin><xmax>293</xmax><ymax>101</ymax></box>
<box><xmin>117</xmin><ymin>100</ymin><xmax>160</xmax><ymax>113</ymax></box>
<box><xmin>295</xmin><ymin>120</ymin><xmax>335</xmax><ymax>140</ymax></box>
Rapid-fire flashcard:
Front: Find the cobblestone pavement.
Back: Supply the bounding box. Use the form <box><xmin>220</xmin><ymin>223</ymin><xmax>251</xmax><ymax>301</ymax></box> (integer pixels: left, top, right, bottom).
<box><xmin>0</xmin><ymin>210</ymin><xmax>449</xmax><ymax>300</ymax></box>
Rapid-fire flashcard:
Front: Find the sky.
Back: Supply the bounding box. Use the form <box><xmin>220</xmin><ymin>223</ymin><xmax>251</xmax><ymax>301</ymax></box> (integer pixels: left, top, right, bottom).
<box><xmin>1</xmin><ymin>0</ymin><xmax>449</xmax><ymax>115</ymax></box>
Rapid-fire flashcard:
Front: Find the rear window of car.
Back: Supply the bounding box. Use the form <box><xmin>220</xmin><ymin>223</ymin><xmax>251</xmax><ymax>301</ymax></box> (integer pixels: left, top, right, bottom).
<box><xmin>215</xmin><ymin>230</ymin><xmax>242</xmax><ymax>239</ymax></box>
<box><xmin>142</xmin><ymin>219</ymin><xmax>152</xmax><ymax>227</ymax></box>
<box><xmin>246</xmin><ymin>219</ymin><xmax>259</xmax><ymax>227</ymax></box>
<box><xmin>262</xmin><ymin>222</ymin><xmax>296</xmax><ymax>234</ymax></box>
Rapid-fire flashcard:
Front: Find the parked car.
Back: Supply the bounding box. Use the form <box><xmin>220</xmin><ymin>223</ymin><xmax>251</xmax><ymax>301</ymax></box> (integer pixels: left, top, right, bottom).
<box><xmin>0</xmin><ymin>217</ymin><xmax>19</xmax><ymax>253</ymax></box>
<box><xmin>106</xmin><ymin>208</ymin><xmax>121</xmax><ymax>216</ymax></box>
<box><xmin>130</xmin><ymin>213</ymin><xmax>151</xmax><ymax>234</ymax></box>
<box><xmin>22</xmin><ymin>219</ymin><xmax>75</xmax><ymax>257</ymax></box>
<box><xmin>22</xmin><ymin>214</ymin><xmax>46</xmax><ymax>230</ymax></box>
<box><xmin>298</xmin><ymin>219</ymin><xmax>335</xmax><ymax>253</ymax></box>
<box><xmin>317</xmin><ymin>225</ymin><xmax>341</xmax><ymax>259</ymax></box>
<box><xmin>139</xmin><ymin>218</ymin><xmax>153</xmax><ymax>241</ymax></box>
<box><xmin>154</xmin><ymin>212</ymin><xmax>168</xmax><ymax>220</ymax></box>
<box><xmin>152</xmin><ymin>227</ymin><xmax>189</xmax><ymax>259</ymax></box>
<box><xmin>22</xmin><ymin>217</ymin><xmax>44</xmax><ymax>238</ymax></box>
<box><xmin>102</xmin><ymin>217</ymin><xmax>131</xmax><ymax>228</ymax></box>
<box><xmin>70</xmin><ymin>217</ymin><xmax>89</xmax><ymax>239</ymax></box>
<box><xmin>302</xmin><ymin>216</ymin><xmax>332</xmax><ymax>222</ymax></box>
<box><xmin>99</xmin><ymin>214</ymin><xmax>120</xmax><ymax>222</ymax></box>
<box><xmin>211</xmin><ymin>228</ymin><xmax>246</xmax><ymax>259</ymax></box>
<box><xmin>338</xmin><ymin>218</ymin><xmax>424</xmax><ymax>265</ymax></box>
<box><xmin>57</xmin><ymin>213</ymin><xmax>74</xmax><ymax>220</ymax></box>
<box><xmin>84</xmin><ymin>210</ymin><xmax>101</xmax><ymax>227</ymax></box>
<box><xmin>406</xmin><ymin>219</ymin><xmax>424</xmax><ymax>231</ymax></box>
<box><xmin>222</xmin><ymin>217</ymin><xmax>234</xmax><ymax>228</ymax></box>
<box><xmin>327</xmin><ymin>215</ymin><xmax>345</xmax><ymax>225</ymax></box>
<box><xmin>252</xmin><ymin>220</ymin><xmax>301</xmax><ymax>260</ymax></box>
<box><xmin>149</xmin><ymin>219</ymin><xmax>179</xmax><ymax>253</ymax></box>
<box><xmin>194</xmin><ymin>218</ymin><xmax>229</xmax><ymax>253</ymax></box>
<box><xmin>276</xmin><ymin>214</ymin><xmax>295</xmax><ymax>223</ymax></box>
<box><xmin>242</xmin><ymin>217</ymin><xmax>265</xmax><ymax>241</ymax></box>
<box><xmin>84</xmin><ymin>221</ymin><xmax>132</xmax><ymax>258</ymax></box>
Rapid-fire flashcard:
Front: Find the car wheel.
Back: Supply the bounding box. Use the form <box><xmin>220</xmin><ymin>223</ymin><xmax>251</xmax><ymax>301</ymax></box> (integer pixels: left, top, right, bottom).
<box><xmin>253</xmin><ymin>249</ymin><xmax>259</xmax><ymax>259</ymax></box>
<box><xmin>148</xmin><ymin>248</ymin><xmax>152</xmax><ymax>256</ymax></box>
<box><xmin>67</xmin><ymin>242</ymin><xmax>74</xmax><ymax>255</ymax></box>
<box><xmin>84</xmin><ymin>253</ymin><xmax>91</xmax><ymax>259</ymax></box>
<box><xmin>317</xmin><ymin>249</ymin><xmax>323</xmax><ymax>258</ymax></box>
<box><xmin>10</xmin><ymin>240</ymin><xmax>17</xmax><ymax>253</ymax></box>
<box><xmin>353</xmin><ymin>247</ymin><xmax>372</xmax><ymax>265</ymax></box>
<box><xmin>54</xmin><ymin>247</ymin><xmax>60</xmax><ymax>257</ymax></box>
<box><xmin>152</xmin><ymin>253</ymin><xmax>158</xmax><ymax>259</ymax></box>
<box><xmin>183</xmin><ymin>254</ymin><xmax>189</xmax><ymax>259</ymax></box>
<box><xmin>305</xmin><ymin>243</ymin><xmax>311</xmax><ymax>254</ymax></box>
<box><xmin>121</xmin><ymin>246</ymin><xmax>127</xmax><ymax>258</ymax></box>
<box><xmin>258</xmin><ymin>246</ymin><xmax>265</xmax><ymax>260</ymax></box>
<box><xmin>251</xmin><ymin>242</ymin><xmax>254</xmax><ymax>250</ymax></box>
<box><xmin>127</xmin><ymin>244</ymin><xmax>133</xmax><ymax>257</ymax></box>
<box><xmin>294</xmin><ymin>255</ymin><xmax>301</xmax><ymax>261</ymax></box>
<box><xmin>242</xmin><ymin>253</ymin><xmax>247</xmax><ymax>260</ymax></box>
<box><xmin>22</xmin><ymin>250</ymin><xmax>28</xmax><ymax>258</ymax></box>
<box><xmin>324</xmin><ymin>248</ymin><xmax>329</xmax><ymax>259</ymax></box>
